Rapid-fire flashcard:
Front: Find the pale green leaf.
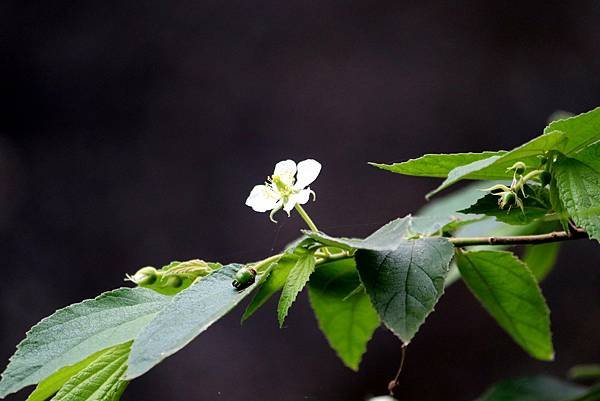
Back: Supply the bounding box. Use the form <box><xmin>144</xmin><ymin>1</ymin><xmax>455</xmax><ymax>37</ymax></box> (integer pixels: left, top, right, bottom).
<box><xmin>475</xmin><ymin>376</ymin><xmax>586</xmax><ymax>401</ymax></box>
<box><xmin>370</xmin><ymin>151</ymin><xmax>506</xmax><ymax>178</ymax></box>
<box><xmin>456</xmin><ymin>250</ymin><xmax>554</xmax><ymax>360</ymax></box>
<box><xmin>355</xmin><ymin>238</ymin><xmax>454</xmax><ymax>343</ymax></box>
<box><xmin>523</xmin><ymin>243</ymin><xmax>560</xmax><ymax>282</ymax></box>
<box><xmin>126</xmin><ymin>264</ymin><xmax>257</xmax><ymax>380</ymax></box>
<box><xmin>427</xmin><ymin>131</ymin><xmax>567</xmax><ymax>197</ymax></box>
<box><xmin>0</xmin><ymin>288</ymin><xmax>168</xmax><ymax>398</ymax></box>
<box><xmin>554</xmin><ymin>157</ymin><xmax>600</xmax><ymax>242</ymax></box>
<box><xmin>51</xmin><ymin>342</ymin><xmax>130</xmax><ymax>401</ymax></box>
<box><xmin>572</xmin><ymin>142</ymin><xmax>600</xmax><ymax>172</ymax></box>
<box><xmin>242</xmin><ymin>255</ymin><xmax>297</xmax><ymax>321</ymax></box>
<box><xmin>277</xmin><ymin>254</ymin><xmax>316</xmax><ymax>327</ymax></box>
<box><xmin>544</xmin><ymin>106</ymin><xmax>600</xmax><ymax>155</ymax></box>
<box><xmin>308</xmin><ymin>258</ymin><xmax>380</xmax><ymax>371</ymax></box>
<box><xmin>26</xmin><ymin>350</ymin><xmax>106</xmax><ymax>401</ymax></box>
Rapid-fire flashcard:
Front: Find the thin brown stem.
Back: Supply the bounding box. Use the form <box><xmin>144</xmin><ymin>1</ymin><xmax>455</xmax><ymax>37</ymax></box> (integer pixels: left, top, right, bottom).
<box><xmin>388</xmin><ymin>344</ymin><xmax>407</xmax><ymax>396</ymax></box>
<box><xmin>449</xmin><ymin>227</ymin><xmax>588</xmax><ymax>247</ymax></box>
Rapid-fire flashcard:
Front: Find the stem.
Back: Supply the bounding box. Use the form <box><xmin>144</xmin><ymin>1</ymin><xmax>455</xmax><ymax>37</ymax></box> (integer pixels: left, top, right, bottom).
<box><xmin>251</xmin><ymin>253</ymin><xmax>284</xmax><ymax>273</ymax></box>
<box><xmin>388</xmin><ymin>344</ymin><xmax>407</xmax><ymax>396</ymax></box>
<box><xmin>294</xmin><ymin>204</ymin><xmax>319</xmax><ymax>232</ymax></box>
<box><xmin>449</xmin><ymin>227</ymin><xmax>588</xmax><ymax>247</ymax></box>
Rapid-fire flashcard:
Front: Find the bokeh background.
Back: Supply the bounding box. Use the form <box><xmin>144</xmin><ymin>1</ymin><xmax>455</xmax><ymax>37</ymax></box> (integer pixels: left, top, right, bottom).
<box><xmin>2</xmin><ymin>1</ymin><xmax>600</xmax><ymax>400</ymax></box>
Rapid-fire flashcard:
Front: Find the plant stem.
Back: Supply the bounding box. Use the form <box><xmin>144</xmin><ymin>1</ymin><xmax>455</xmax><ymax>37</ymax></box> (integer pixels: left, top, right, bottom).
<box><xmin>294</xmin><ymin>204</ymin><xmax>319</xmax><ymax>232</ymax></box>
<box><xmin>251</xmin><ymin>253</ymin><xmax>284</xmax><ymax>273</ymax></box>
<box><xmin>449</xmin><ymin>227</ymin><xmax>588</xmax><ymax>247</ymax></box>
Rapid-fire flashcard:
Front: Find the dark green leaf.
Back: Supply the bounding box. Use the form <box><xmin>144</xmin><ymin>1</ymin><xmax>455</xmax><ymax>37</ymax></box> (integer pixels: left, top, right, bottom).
<box><xmin>0</xmin><ymin>288</ymin><xmax>168</xmax><ymax>398</ymax></box>
<box><xmin>308</xmin><ymin>258</ymin><xmax>380</xmax><ymax>370</ymax></box>
<box><xmin>371</xmin><ymin>151</ymin><xmax>506</xmax><ymax>178</ymax></box>
<box><xmin>554</xmin><ymin>157</ymin><xmax>600</xmax><ymax>242</ymax></box>
<box><xmin>475</xmin><ymin>376</ymin><xmax>586</xmax><ymax>401</ymax></box>
<box><xmin>456</xmin><ymin>250</ymin><xmax>554</xmax><ymax>360</ymax></box>
<box><xmin>242</xmin><ymin>255</ymin><xmax>297</xmax><ymax>321</ymax></box>
<box><xmin>459</xmin><ymin>185</ymin><xmax>550</xmax><ymax>225</ymax></box>
<box><xmin>277</xmin><ymin>254</ymin><xmax>316</xmax><ymax>327</ymax></box>
<box><xmin>126</xmin><ymin>264</ymin><xmax>258</xmax><ymax>379</ymax></box>
<box><xmin>355</xmin><ymin>238</ymin><xmax>454</xmax><ymax>343</ymax></box>
<box><xmin>523</xmin><ymin>243</ymin><xmax>560</xmax><ymax>282</ymax></box>
<box><xmin>51</xmin><ymin>343</ymin><xmax>130</xmax><ymax>401</ymax></box>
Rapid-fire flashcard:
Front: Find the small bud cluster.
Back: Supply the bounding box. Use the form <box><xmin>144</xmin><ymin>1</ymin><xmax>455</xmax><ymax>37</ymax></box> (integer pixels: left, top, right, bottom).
<box><xmin>126</xmin><ymin>259</ymin><xmax>217</xmax><ymax>294</ymax></box>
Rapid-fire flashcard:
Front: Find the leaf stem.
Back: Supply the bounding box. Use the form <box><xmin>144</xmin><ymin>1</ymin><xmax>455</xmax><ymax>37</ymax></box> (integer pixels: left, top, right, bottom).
<box><xmin>294</xmin><ymin>204</ymin><xmax>319</xmax><ymax>232</ymax></box>
<box><xmin>449</xmin><ymin>227</ymin><xmax>588</xmax><ymax>247</ymax></box>
<box><xmin>251</xmin><ymin>253</ymin><xmax>284</xmax><ymax>273</ymax></box>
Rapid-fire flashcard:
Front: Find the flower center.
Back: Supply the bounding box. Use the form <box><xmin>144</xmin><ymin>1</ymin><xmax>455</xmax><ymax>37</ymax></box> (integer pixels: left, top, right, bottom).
<box><xmin>271</xmin><ymin>175</ymin><xmax>294</xmax><ymax>197</ymax></box>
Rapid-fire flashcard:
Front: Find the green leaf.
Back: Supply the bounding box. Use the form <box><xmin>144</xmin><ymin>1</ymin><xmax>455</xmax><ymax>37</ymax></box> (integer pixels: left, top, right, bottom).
<box><xmin>523</xmin><ymin>243</ymin><xmax>560</xmax><ymax>282</ymax></box>
<box><xmin>126</xmin><ymin>264</ymin><xmax>257</xmax><ymax>380</ymax></box>
<box><xmin>544</xmin><ymin>106</ymin><xmax>600</xmax><ymax>155</ymax></box>
<box><xmin>355</xmin><ymin>237</ymin><xmax>454</xmax><ymax>343</ymax></box>
<box><xmin>572</xmin><ymin>142</ymin><xmax>600</xmax><ymax>172</ymax></box>
<box><xmin>242</xmin><ymin>255</ymin><xmax>297</xmax><ymax>321</ymax></box>
<box><xmin>554</xmin><ymin>157</ymin><xmax>600</xmax><ymax>242</ymax></box>
<box><xmin>428</xmin><ymin>131</ymin><xmax>567</xmax><ymax>197</ymax></box>
<box><xmin>456</xmin><ymin>250</ymin><xmax>554</xmax><ymax>360</ymax></box>
<box><xmin>459</xmin><ymin>185</ymin><xmax>550</xmax><ymax>225</ymax></box>
<box><xmin>277</xmin><ymin>254</ymin><xmax>316</xmax><ymax>327</ymax></box>
<box><xmin>51</xmin><ymin>342</ymin><xmax>130</xmax><ymax>401</ymax></box>
<box><xmin>25</xmin><ymin>350</ymin><xmax>106</xmax><ymax>401</ymax></box>
<box><xmin>308</xmin><ymin>258</ymin><xmax>380</xmax><ymax>371</ymax></box>
<box><xmin>303</xmin><ymin>215</ymin><xmax>458</xmax><ymax>253</ymax></box>
<box><xmin>0</xmin><ymin>288</ymin><xmax>168</xmax><ymax>398</ymax></box>
<box><xmin>475</xmin><ymin>376</ymin><xmax>586</xmax><ymax>401</ymax></box>
<box><xmin>371</xmin><ymin>151</ymin><xmax>506</xmax><ymax>178</ymax></box>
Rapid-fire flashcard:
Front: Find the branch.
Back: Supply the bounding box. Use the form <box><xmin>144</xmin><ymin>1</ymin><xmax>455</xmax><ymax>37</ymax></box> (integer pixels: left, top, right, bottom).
<box><xmin>449</xmin><ymin>227</ymin><xmax>588</xmax><ymax>247</ymax></box>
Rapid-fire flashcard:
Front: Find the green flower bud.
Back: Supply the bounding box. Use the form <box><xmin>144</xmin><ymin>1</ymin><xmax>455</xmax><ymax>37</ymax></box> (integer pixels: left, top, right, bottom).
<box><xmin>164</xmin><ymin>275</ymin><xmax>183</xmax><ymax>289</ymax></box>
<box><xmin>508</xmin><ymin>161</ymin><xmax>526</xmax><ymax>175</ymax></box>
<box><xmin>130</xmin><ymin>266</ymin><xmax>158</xmax><ymax>286</ymax></box>
<box><xmin>232</xmin><ymin>267</ymin><xmax>257</xmax><ymax>290</ymax></box>
<box><xmin>540</xmin><ymin>171</ymin><xmax>551</xmax><ymax>187</ymax></box>
<box><xmin>499</xmin><ymin>191</ymin><xmax>516</xmax><ymax>209</ymax></box>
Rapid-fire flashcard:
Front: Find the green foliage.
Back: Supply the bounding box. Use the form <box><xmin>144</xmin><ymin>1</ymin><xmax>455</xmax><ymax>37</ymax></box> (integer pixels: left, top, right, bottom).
<box><xmin>0</xmin><ymin>288</ymin><xmax>168</xmax><ymax>398</ymax></box>
<box><xmin>523</xmin><ymin>243</ymin><xmax>560</xmax><ymax>282</ymax></box>
<box><xmin>25</xmin><ymin>349</ymin><xmax>107</xmax><ymax>401</ymax></box>
<box><xmin>277</xmin><ymin>253</ymin><xmax>316</xmax><ymax>327</ymax></box>
<box><xmin>475</xmin><ymin>376</ymin><xmax>586</xmax><ymax>401</ymax></box>
<box><xmin>554</xmin><ymin>157</ymin><xmax>600</xmax><ymax>242</ymax></box>
<box><xmin>456</xmin><ymin>250</ymin><xmax>554</xmax><ymax>360</ymax></box>
<box><xmin>4</xmin><ymin>105</ymin><xmax>600</xmax><ymax>401</ymax></box>
<box><xmin>126</xmin><ymin>264</ymin><xmax>257</xmax><ymax>380</ymax></box>
<box><xmin>459</xmin><ymin>184</ymin><xmax>550</xmax><ymax>225</ymax></box>
<box><xmin>355</xmin><ymin>238</ymin><xmax>454</xmax><ymax>343</ymax></box>
<box><xmin>51</xmin><ymin>343</ymin><xmax>130</xmax><ymax>401</ymax></box>
<box><xmin>371</xmin><ymin>151</ymin><xmax>506</xmax><ymax>178</ymax></box>
<box><xmin>308</xmin><ymin>258</ymin><xmax>380</xmax><ymax>370</ymax></box>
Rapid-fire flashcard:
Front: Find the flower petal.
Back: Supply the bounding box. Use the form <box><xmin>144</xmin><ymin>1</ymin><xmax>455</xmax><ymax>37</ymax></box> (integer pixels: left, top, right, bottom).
<box><xmin>283</xmin><ymin>189</ymin><xmax>311</xmax><ymax>214</ymax></box>
<box><xmin>245</xmin><ymin>185</ymin><xmax>280</xmax><ymax>212</ymax></box>
<box><xmin>273</xmin><ymin>159</ymin><xmax>296</xmax><ymax>178</ymax></box>
<box><xmin>295</xmin><ymin>159</ymin><xmax>321</xmax><ymax>189</ymax></box>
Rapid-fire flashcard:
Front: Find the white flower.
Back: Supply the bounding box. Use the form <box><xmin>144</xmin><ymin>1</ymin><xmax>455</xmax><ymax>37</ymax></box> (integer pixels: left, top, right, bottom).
<box><xmin>245</xmin><ymin>159</ymin><xmax>321</xmax><ymax>222</ymax></box>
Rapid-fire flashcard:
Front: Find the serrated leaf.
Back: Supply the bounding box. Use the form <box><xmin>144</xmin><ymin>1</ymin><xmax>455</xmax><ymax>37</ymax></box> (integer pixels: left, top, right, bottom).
<box><xmin>277</xmin><ymin>254</ymin><xmax>316</xmax><ymax>327</ymax></box>
<box><xmin>51</xmin><ymin>343</ymin><xmax>130</xmax><ymax>401</ymax></box>
<box><xmin>572</xmin><ymin>142</ymin><xmax>600</xmax><ymax>172</ymax></box>
<box><xmin>456</xmin><ymin>250</ymin><xmax>554</xmax><ymax>360</ymax></box>
<box><xmin>25</xmin><ymin>350</ymin><xmax>106</xmax><ymax>401</ymax></box>
<box><xmin>126</xmin><ymin>264</ymin><xmax>257</xmax><ymax>380</ymax></box>
<box><xmin>308</xmin><ymin>258</ymin><xmax>380</xmax><ymax>371</ymax></box>
<box><xmin>242</xmin><ymin>255</ymin><xmax>297</xmax><ymax>321</ymax></box>
<box><xmin>0</xmin><ymin>288</ymin><xmax>168</xmax><ymax>398</ymax></box>
<box><xmin>554</xmin><ymin>157</ymin><xmax>600</xmax><ymax>242</ymax></box>
<box><xmin>523</xmin><ymin>243</ymin><xmax>560</xmax><ymax>282</ymax></box>
<box><xmin>355</xmin><ymin>237</ymin><xmax>454</xmax><ymax>343</ymax></box>
<box><xmin>475</xmin><ymin>376</ymin><xmax>586</xmax><ymax>401</ymax></box>
<box><xmin>371</xmin><ymin>151</ymin><xmax>506</xmax><ymax>178</ymax></box>
<box><xmin>428</xmin><ymin>131</ymin><xmax>567</xmax><ymax>197</ymax></box>
<box><xmin>544</xmin><ymin>106</ymin><xmax>600</xmax><ymax>155</ymax></box>
<box><xmin>459</xmin><ymin>185</ymin><xmax>550</xmax><ymax>225</ymax></box>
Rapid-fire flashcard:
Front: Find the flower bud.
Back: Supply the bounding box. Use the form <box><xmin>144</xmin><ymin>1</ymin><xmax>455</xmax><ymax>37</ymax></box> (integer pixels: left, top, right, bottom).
<box><xmin>508</xmin><ymin>161</ymin><xmax>526</xmax><ymax>175</ymax></box>
<box><xmin>130</xmin><ymin>266</ymin><xmax>158</xmax><ymax>286</ymax></box>
<box><xmin>499</xmin><ymin>192</ymin><xmax>516</xmax><ymax>209</ymax></box>
<box><xmin>164</xmin><ymin>275</ymin><xmax>183</xmax><ymax>289</ymax></box>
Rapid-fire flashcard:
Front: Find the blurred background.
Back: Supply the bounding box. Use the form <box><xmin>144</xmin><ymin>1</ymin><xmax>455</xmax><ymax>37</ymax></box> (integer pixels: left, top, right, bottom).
<box><xmin>1</xmin><ymin>1</ymin><xmax>600</xmax><ymax>400</ymax></box>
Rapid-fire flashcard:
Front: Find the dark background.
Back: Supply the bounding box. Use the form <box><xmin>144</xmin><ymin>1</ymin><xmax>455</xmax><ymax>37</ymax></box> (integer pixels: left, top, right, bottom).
<box><xmin>1</xmin><ymin>1</ymin><xmax>600</xmax><ymax>400</ymax></box>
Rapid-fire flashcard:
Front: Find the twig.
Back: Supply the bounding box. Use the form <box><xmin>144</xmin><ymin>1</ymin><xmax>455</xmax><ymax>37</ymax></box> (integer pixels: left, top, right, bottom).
<box><xmin>449</xmin><ymin>227</ymin><xmax>588</xmax><ymax>247</ymax></box>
